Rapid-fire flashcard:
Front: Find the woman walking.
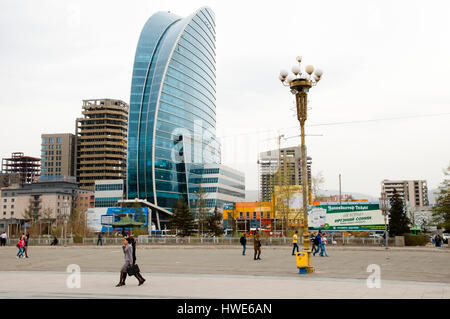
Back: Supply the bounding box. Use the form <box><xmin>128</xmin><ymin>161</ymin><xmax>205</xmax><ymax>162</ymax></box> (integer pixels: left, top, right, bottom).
<box><xmin>16</xmin><ymin>236</ymin><xmax>25</xmax><ymax>259</ymax></box>
<box><xmin>116</xmin><ymin>237</ymin><xmax>145</xmax><ymax>287</ymax></box>
<box><xmin>128</xmin><ymin>236</ymin><xmax>146</xmax><ymax>285</ymax></box>
<box><xmin>116</xmin><ymin>237</ymin><xmax>132</xmax><ymax>287</ymax></box>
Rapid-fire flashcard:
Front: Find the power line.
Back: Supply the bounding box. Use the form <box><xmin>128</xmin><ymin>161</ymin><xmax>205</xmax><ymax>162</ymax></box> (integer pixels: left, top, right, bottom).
<box><xmin>218</xmin><ymin>112</ymin><xmax>450</xmax><ymax>139</ymax></box>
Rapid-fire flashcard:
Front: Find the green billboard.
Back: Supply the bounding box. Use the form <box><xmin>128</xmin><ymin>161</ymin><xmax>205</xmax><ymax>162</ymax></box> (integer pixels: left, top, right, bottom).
<box><xmin>308</xmin><ymin>203</ymin><xmax>385</xmax><ymax>231</ymax></box>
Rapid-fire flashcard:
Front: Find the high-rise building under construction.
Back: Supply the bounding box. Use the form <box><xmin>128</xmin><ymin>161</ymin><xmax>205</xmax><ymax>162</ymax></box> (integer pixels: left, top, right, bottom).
<box><xmin>75</xmin><ymin>99</ymin><xmax>129</xmax><ymax>190</ymax></box>
<box><xmin>259</xmin><ymin>146</ymin><xmax>312</xmax><ymax>202</ymax></box>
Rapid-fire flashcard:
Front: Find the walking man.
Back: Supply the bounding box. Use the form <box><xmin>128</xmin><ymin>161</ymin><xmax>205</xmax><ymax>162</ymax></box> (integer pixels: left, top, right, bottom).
<box><xmin>0</xmin><ymin>232</ymin><xmax>6</xmax><ymax>246</ymax></box>
<box><xmin>240</xmin><ymin>233</ymin><xmax>247</xmax><ymax>256</ymax></box>
<box><xmin>292</xmin><ymin>230</ymin><xmax>299</xmax><ymax>255</ymax></box>
<box><xmin>313</xmin><ymin>231</ymin><xmax>323</xmax><ymax>256</ymax></box>
<box><xmin>97</xmin><ymin>232</ymin><xmax>103</xmax><ymax>246</ymax></box>
<box><xmin>254</xmin><ymin>229</ymin><xmax>262</xmax><ymax>260</ymax></box>
<box><xmin>321</xmin><ymin>233</ymin><xmax>329</xmax><ymax>257</ymax></box>
<box><xmin>311</xmin><ymin>232</ymin><xmax>317</xmax><ymax>253</ymax></box>
<box><xmin>23</xmin><ymin>232</ymin><xmax>30</xmax><ymax>258</ymax></box>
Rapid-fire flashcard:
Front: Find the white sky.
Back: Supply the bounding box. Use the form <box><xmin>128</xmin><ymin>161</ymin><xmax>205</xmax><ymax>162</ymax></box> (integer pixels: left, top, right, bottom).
<box><xmin>0</xmin><ymin>0</ymin><xmax>449</xmax><ymax>197</ymax></box>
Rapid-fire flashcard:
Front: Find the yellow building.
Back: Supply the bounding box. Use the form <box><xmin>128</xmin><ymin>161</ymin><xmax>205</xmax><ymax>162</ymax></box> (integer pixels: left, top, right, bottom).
<box><xmin>223</xmin><ymin>202</ymin><xmax>274</xmax><ymax>233</ymax></box>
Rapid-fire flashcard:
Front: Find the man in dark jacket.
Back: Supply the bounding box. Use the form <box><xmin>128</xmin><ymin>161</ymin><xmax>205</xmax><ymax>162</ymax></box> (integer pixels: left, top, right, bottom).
<box><xmin>254</xmin><ymin>230</ymin><xmax>261</xmax><ymax>260</ymax></box>
<box><xmin>313</xmin><ymin>231</ymin><xmax>323</xmax><ymax>256</ymax></box>
<box><xmin>311</xmin><ymin>232</ymin><xmax>317</xmax><ymax>253</ymax></box>
<box><xmin>97</xmin><ymin>232</ymin><xmax>103</xmax><ymax>246</ymax></box>
<box><xmin>240</xmin><ymin>233</ymin><xmax>247</xmax><ymax>256</ymax></box>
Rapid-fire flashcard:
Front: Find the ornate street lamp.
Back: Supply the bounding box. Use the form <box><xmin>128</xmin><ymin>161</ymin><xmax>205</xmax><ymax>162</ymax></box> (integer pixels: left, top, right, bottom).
<box><xmin>279</xmin><ymin>56</ymin><xmax>323</xmax><ymax>273</ymax></box>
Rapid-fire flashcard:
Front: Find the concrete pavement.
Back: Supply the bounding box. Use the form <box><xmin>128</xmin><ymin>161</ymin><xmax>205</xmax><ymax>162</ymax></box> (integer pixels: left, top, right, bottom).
<box><xmin>0</xmin><ymin>246</ymin><xmax>449</xmax><ymax>298</ymax></box>
<box><xmin>0</xmin><ymin>271</ymin><xmax>449</xmax><ymax>299</ymax></box>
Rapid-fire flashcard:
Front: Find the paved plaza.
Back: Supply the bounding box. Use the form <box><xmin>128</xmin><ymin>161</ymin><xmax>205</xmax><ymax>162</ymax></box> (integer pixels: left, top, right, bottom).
<box><xmin>0</xmin><ymin>245</ymin><xmax>449</xmax><ymax>298</ymax></box>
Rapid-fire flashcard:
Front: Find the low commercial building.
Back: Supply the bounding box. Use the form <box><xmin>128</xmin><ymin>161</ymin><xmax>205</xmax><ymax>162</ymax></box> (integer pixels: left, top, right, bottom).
<box><xmin>0</xmin><ymin>176</ymin><xmax>93</xmax><ymax>235</ymax></box>
<box><xmin>222</xmin><ymin>201</ymin><xmax>274</xmax><ymax>233</ymax></box>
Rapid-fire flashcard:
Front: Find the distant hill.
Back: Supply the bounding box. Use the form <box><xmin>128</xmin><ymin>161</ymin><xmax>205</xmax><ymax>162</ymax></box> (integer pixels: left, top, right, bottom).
<box><xmin>244</xmin><ymin>189</ymin><xmax>378</xmax><ymax>202</ymax></box>
<box><xmin>317</xmin><ymin>190</ymin><xmax>378</xmax><ymax>202</ymax></box>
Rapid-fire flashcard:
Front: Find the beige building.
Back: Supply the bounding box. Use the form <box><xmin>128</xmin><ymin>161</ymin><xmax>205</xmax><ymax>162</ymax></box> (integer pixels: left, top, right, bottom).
<box><xmin>41</xmin><ymin>133</ymin><xmax>76</xmax><ymax>177</ymax></box>
<box><xmin>381</xmin><ymin>179</ymin><xmax>429</xmax><ymax>208</ymax></box>
<box><xmin>0</xmin><ymin>178</ymin><xmax>93</xmax><ymax>234</ymax></box>
<box><xmin>75</xmin><ymin>99</ymin><xmax>129</xmax><ymax>190</ymax></box>
<box><xmin>259</xmin><ymin>146</ymin><xmax>312</xmax><ymax>202</ymax></box>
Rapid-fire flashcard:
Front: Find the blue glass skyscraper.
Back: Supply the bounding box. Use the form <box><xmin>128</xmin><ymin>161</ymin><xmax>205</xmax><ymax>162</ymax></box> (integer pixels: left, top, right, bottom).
<box><xmin>127</xmin><ymin>7</ymin><xmax>222</xmax><ymax>211</ymax></box>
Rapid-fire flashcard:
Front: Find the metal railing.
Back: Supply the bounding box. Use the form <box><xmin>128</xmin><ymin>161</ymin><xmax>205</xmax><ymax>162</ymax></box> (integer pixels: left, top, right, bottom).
<box><xmin>4</xmin><ymin>236</ymin><xmax>398</xmax><ymax>247</ymax></box>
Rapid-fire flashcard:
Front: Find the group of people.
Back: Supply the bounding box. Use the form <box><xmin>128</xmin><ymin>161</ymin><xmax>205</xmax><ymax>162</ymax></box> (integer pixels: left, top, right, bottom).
<box><xmin>16</xmin><ymin>233</ymin><xmax>30</xmax><ymax>259</ymax></box>
<box><xmin>239</xmin><ymin>229</ymin><xmax>330</xmax><ymax>259</ymax></box>
<box><xmin>310</xmin><ymin>231</ymin><xmax>329</xmax><ymax>257</ymax></box>
<box><xmin>239</xmin><ymin>230</ymin><xmax>261</xmax><ymax>260</ymax></box>
<box><xmin>432</xmin><ymin>234</ymin><xmax>444</xmax><ymax>247</ymax></box>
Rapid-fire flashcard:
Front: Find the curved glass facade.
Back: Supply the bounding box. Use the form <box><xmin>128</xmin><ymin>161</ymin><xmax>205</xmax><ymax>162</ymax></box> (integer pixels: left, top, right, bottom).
<box><xmin>128</xmin><ymin>7</ymin><xmax>220</xmax><ymax>211</ymax></box>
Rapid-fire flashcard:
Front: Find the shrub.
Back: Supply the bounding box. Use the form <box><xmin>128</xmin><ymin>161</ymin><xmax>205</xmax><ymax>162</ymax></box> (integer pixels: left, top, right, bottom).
<box><xmin>73</xmin><ymin>236</ymin><xmax>83</xmax><ymax>244</ymax></box>
<box><xmin>403</xmin><ymin>234</ymin><xmax>427</xmax><ymax>246</ymax></box>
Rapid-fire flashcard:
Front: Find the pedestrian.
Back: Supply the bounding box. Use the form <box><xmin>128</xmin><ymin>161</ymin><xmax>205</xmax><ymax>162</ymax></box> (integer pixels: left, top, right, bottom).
<box><xmin>0</xmin><ymin>231</ymin><xmax>6</xmax><ymax>246</ymax></box>
<box><xmin>127</xmin><ymin>236</ymin><xmax>146</xmax><ymax>286</ymax></box>
<box><xmin>116</xmin><ymin>237</ymin><xmax>132</xmax><ymax>287</ymax></box>
<box><xmin>253</xmin><ymin>229</ymin><xmax>262</xmax><ymax>260</ymax></box>
<box><xmin>435</xmin><ymin>234</ymin><xmax>442</xmax><ymax>247</ymax></box>
<box><xmin>292</xmin><ymin>230</ymin><xmax>299</xmax><ymax>255</ymax></box>
<box><xmin>382</xmin><ymin>231</ymin><xmax>386</xmax><ymax>247</ymax></box>
<box><xmin>97</xmin><ymin>232</ymin><xmax>103</xmax><ymax>246</ymax></box>
<box><xmin>313</xmin><ymin>231</ymin><xmax>323</xmax><ymax>256</ymax></box>
<box><xmin>16</xmin><ymin>236</ymin><xmax>25</xmax><ymax>259</ymax></box>
<box><xmin>240</xmin><ymin>232</ymin><xmax>247</xmax><ymax>256</ymax></box>
<box><xmin>321</xmin><ymin>233</ymin><xmax>329</xmax><ymax>257</ymax></box>
<box><xmin>23</xmin><ymin>232</ymin><xmax>30</xmax><ymax>258</ymax></box>
<box><xmin>311</xmin><ymin>232</ymin><xmax>317</xmax><ymax>253</ymax></box>
<box><xmin>50</xmin><ymin>237</ymin><xmax>58</xmax><ymax>246</ymax></box>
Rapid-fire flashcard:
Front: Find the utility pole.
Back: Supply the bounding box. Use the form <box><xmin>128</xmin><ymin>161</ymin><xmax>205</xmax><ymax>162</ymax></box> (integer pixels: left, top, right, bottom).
<box><xmin>380</xmin><ymin>192</ymin><xmax>389</xmax><ymax>249</ymax></box>
<box><xmin>339</xmin><ymin>174</ymin><xmax>342</xmax><ymax>205</ymax></box>
<box><xmin>277</xmin><ymin>134</ymin><xmax>285</xmax><ymax>236</ymax></box>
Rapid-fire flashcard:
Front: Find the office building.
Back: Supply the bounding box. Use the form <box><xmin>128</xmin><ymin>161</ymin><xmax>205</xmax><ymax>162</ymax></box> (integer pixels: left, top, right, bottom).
<box><xmin>128</xmin><ymin>7</ymin><xmax>244</xmax><ymax>213</ymax></box>
<box><xmin>259</xmin><ymin>146</ymin><xmax>312</xmax><ymax>202</ymax></box>
<box><xmin>1</xmin><ymin>152</ymin><xmax>41</xmax><ymax>185</ymax></box>
<box><xmin>94</xmin><ymin>179</ymin><xmax>124</xmax><ymax>208</ymax></box>
<box><xmin>41</xmin><ymin>133</ymin><xmax>76</xmax><ymax>178</ymax></box>
<box><xmin>189</xmin><ymin>164</ymin><xmax>245</xmax><ymax>212</ymax></box>
<box><xmin>76</xmin><ymin>99</ymin><xmax>129</xmax><ymax>190</ymax></box>
<box><xmin>381</xmin><ymin>180</ymin><xmax>429</xmax><ymax>208</ymax></box>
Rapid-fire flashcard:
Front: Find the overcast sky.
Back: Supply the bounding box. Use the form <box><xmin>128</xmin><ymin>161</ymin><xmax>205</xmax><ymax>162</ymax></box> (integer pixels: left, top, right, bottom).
<box><xmin>1</xmin><ymin>0</ymin><xmax>449</xmax><ymax>197</ymax></box>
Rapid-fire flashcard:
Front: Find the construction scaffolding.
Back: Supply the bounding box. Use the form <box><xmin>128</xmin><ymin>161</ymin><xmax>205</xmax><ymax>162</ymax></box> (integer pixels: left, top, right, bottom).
<box><xmin>2</xmin><ymin>152</ymin><xmax>41</xmax><ymax>185</ymax></box>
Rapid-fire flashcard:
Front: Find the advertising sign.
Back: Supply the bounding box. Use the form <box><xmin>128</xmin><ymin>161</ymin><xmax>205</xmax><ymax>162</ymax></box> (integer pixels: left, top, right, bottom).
<box><xmin>308</xmin><ymin>203</ymin><xmax>385</xmax><ymax>231</ymax></box>
<box><xmin>101</xmin><ymin>215</ymin><xmax>115</xmax><ymax>225</ymax></box>
<box><xmin>86</xmin><ymin>207</ymin><xmax>149</xmax><ymax>233</ymax></box>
